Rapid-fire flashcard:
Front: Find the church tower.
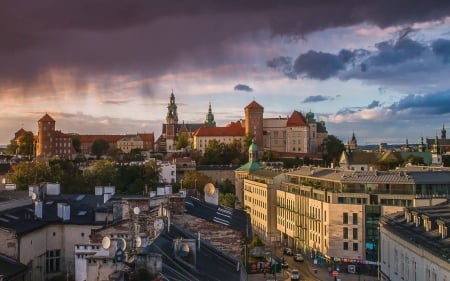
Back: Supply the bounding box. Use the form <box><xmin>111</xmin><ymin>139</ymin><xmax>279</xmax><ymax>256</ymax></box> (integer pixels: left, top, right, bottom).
<box><xmin>204</xmin><ymin>102</ymin><xmax>216</xmax><ymax>127</ymax></box>
<box><xmin>441</xmin><ymin>124</ymin><xmax>446</xmax><ymax>140</ymax></box>
<box><xmin>165</xmin><ymin>91</ymin><xmax>179</xmax><ymax>151</ymax></box>
<box><xmin>37</xmin><ymin>113</ymin><xmax>56</xmax><ymax>157</ymax></box>
<box><xmin>244</xmin><ymin>100</ymin><xmax>264</xmax><ymax>148</ymax></box>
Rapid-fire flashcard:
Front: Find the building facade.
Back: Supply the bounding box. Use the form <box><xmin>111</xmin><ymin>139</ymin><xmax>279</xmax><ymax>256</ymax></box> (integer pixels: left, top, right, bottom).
<box><xmin>380</xmin><ymin>204</ymin><xmax>450</xmax><ymax>281</ymax></box>
<box><xmin>36</xmin><ymin>113</ymin><xmax>74</xmax><ymax>159</ymax></box>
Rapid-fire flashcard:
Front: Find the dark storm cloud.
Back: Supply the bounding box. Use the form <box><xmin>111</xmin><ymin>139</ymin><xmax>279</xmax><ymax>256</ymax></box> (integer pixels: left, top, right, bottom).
<box><xmin>294</xmin><ymin>51</ymin><xmax>345</xmax><ymax>80</ymax></box>
<box><xmin>267</xmin><ymin>56</ymin><xmax>296</xmax><ymax>79</ymax></box>
<box><xmin>234</xmin><ymin>84</ymin><xmax>253</xmax><ymax>92</ymax></box>
<box><xmin>432</xmin><ymin>39</ymin><xmax>450</xmax><ymax>63</ymax></box>
<box><xmin>388</xmin><ymin>90</ymin><xmax>450</xmax><ymax>115</ymax></box>
<box><xmin>367</xmin><ymin>100</ymin><xmax>381</xmax><ymax>109</ymax></box>
<box><xmin>302</xmin><ymin>95</ymin><xmax>333</xmax><ymax>103</ymax></box>
<box><xmin>2</xmin><ymin>0</ymin><xmax>450</xmax><ymax>92</ymax></box>
<box><xmin>270</xmin><ymin>36</ymin><xmax>449</xmax><ymax>82</ymax></box>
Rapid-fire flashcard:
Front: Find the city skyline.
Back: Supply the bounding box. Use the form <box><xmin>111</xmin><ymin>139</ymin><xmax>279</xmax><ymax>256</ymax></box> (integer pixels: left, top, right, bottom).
<box><xmin>1</xmin><ymin>1</ymin><xmax>450</xmax><ymax>145</ymax></box>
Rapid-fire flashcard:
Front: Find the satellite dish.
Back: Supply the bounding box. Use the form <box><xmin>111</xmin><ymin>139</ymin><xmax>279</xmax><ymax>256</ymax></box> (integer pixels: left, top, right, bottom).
<box><xmin>133</xmin><ymin>206</ymin><xmax>141</xmax><ymax>215</ymax></box>
<box><xmin>117</xmin><ymin>238</ymin><xmax>127</xmax><ymax>251</ymax></box>
<box><xmin>31</xmin><ymin>193</ymin><xmax>37</xmax><ymax>201</ymax></box>
<box><xmin>134</xmin><ymin>235</ymin><xmax>142</xmax><ymax>248</ymax></box>
<box><xmin>204</xmin><ymin>183</ymin><xmax>216</xmax><ymax>197</ymax></box>
<box><xmin>102</xmin><ymin>236</ymin><xmax>111</xmax><ymax>250</ymax></box>
<box><xmin>154</xmin><ymin>218</ymin><xmax>165</xmax><ymax>232</ymax></box>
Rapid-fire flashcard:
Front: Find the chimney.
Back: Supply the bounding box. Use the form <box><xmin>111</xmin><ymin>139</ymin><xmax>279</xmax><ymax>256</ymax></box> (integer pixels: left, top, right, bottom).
<box><xmin>35</xmin><ymin>201</ymin><xmax>43</xmax><ymax>219</ymax></box>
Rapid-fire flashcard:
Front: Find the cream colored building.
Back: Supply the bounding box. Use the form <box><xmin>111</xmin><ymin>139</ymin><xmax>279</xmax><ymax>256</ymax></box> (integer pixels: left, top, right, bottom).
<box><xmin>192</xmin><ymin>122</ymin><xmax>245</xmax><ymax>154</ymax></box>
<box><xmin>243</xmin><ymin>169</ymin><xmax>284</xmax><ymax>244</ymax></box>
<box><xmin>117</xmin><ymin>135</ymin><xmax>144</xmax><ymax>153</ymax></box>
<box><xmin>276</xmin><ymin>166</ymin><xmax>450</xmax><ymax>270</ymax></box>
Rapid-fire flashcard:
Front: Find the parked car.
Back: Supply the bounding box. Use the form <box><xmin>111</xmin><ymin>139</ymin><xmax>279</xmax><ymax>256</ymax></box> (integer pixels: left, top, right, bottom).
<box><xmin>283</xmin><ymin>247</ymin><xmax>293</xmax><ymax>255</ymax></box>
<box><xmin>291</xmin><ymin>269</ymin><xmax>300</xmax><ymax>281</ymax></box>
<box><xmin>281</xmin><ymin>260</ymin><xmax>289</xmax><ymax>269</ymax></box>
<box><xmin>294</xmin><ymin>253</ymin><xmax>304</xmax><ymax>262</ymax></box>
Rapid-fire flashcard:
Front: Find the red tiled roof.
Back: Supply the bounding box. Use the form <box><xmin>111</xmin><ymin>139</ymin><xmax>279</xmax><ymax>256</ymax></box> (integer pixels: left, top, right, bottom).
<box><xmin>245</xmin><ymin>100</ymin><xmax>264</xmax><ymax>110</ymax></box>
<box><xmin>39</xmin><ymin>113</ymin><xmax>55</xmax><ymax>122</ymax></box>
<box><xmin>193</xmin><ymin>122</ymin><xmax>245</xmax><ymax>137</ymax></box>
<box><xmin>286</xmin><ymin>110</ymin><xmax>307</xmax><ymax>127</ymax></box>
<box><xmin>79</xmin><ymin>133</ymin><xmax>154</xmax><ymax>143</ymax></box>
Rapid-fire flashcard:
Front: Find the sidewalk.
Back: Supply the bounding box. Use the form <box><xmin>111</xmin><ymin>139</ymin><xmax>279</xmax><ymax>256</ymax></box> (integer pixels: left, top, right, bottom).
<box><xmin>305</xmin><ymin>258</ymin><xmax>378</xmax><ymax>281</ymax></box>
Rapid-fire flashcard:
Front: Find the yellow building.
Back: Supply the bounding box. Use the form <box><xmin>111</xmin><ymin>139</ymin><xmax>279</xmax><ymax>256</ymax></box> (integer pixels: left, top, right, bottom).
<box><xmin>117</xmin><ymin>134</ymin><xmax>144</xmax><ymax>153</ymax></box>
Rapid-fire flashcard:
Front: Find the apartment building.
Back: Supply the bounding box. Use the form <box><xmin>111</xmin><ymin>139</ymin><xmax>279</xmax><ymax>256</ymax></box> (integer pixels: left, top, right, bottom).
<box><xmin>243</xmin><ymin>168</ymin><xmax>284</xmax><ymax>244</ymax></box>
<box><xmin>276</xmin><ymin>166</ymin><xmax>450</xmax><ymax>273</ymax></box>
<box><xmin>380</xmin><ymin>204</ymin><xmax>450</xmax><ymax>281</ymax></box>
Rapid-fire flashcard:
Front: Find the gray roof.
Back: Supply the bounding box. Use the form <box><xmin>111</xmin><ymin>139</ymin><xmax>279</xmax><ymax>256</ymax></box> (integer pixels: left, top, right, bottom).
<box><xmin>0</xmin><ymin>194</ymin><xmax>107</xmax><ymax>235</ymax></box>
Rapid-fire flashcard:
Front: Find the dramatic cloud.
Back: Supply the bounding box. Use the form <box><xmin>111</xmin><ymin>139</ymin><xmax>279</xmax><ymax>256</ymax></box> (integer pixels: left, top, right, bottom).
<box><xmin>2</xmin><ymin>0</ymin><xmax>450</xmax><ymax>94</ymax></box>
<box><xmin>269</xmin><ymin>35</ymin><xmax>450</xmax><ymax>94</ymax></box>
<box><xmin>388</xmin><ymin>90</ymin><xmax>450</xmax><ymax>115</ymax></box>
<box><xmin>294</xmin><ymin>51</ymin><xmax>345</xmax><ymax>80</ymax></box>
<box><xmin>432</xmin><ymin>39</ymin><xmax>450</xmax><ymax>62</ymax></box>
<box><xmin>234</xmin><ymin>84</ymin><xmax>253</xmax><ymax>92</ymax></box>
<box><xmin>302</xmin><ymin>95</ymin><xmax>333</xmax><ymax>103</ymax></box>
<box><xmin>367</xmin><ymin>100</ymin><xmax>381</xmax><ymax>109</ymax></box>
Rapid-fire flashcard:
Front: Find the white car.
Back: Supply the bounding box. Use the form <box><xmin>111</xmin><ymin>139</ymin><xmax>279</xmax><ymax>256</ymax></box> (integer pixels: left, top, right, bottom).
<box><xmin>294</xmin><ymin>253</ymin><xmax>304</xmax><ymax>262</ymax></box>
<box><xmin>290</xmin><ymin>269</ymin><xmax>300</xmax><ymax>281</ymax></box>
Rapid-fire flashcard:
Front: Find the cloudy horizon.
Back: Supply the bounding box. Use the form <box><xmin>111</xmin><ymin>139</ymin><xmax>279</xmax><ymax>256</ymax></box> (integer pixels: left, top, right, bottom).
<box><xmin>1</xmin><ymin>1</ymin><xmax>450</xmax><ymax>145</ymax></box>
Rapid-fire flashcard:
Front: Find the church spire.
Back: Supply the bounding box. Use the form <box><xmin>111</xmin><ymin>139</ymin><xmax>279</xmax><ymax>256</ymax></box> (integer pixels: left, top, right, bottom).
<box><xmin>441</xmin><ymin>123</ymin><xmax>446</xmax><ymax>139</ymax></box>
<box><xmin>166</xmin><ymin>90</ymin><xmax>178</xmax><ymax>124</ymax></box>
<box><xmin>204</xmin><ymin>102</ymin><xmax>216</xmax><ymax>127</ymax></box>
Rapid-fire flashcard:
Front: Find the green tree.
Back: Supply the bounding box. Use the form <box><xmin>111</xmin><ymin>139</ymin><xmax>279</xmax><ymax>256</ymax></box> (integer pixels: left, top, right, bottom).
<box><xmin>322</xmin><ymin>135</ymin><xmax>345</xmax><ymax>166</ymax></box>
<box><xmin>5</xmin><ymin>139</ymin><xmax>18</xmax><ymax>155</ymax></box>
<box><xmin>219</xmin><ymin>193</ymin><xmax>236</xmax><ymax>207</ymax></box>
<box><xmin>7</xmin><ymin>162</ymin><xmax>50</xmax><ymax>189</ymax></box>
<box><xmin>17</xmin><ymin>131</ymin><xmax>34</xmax><ymax>156</ymax></box>
<box><xmin>91</xmin><ymin>139</ymin><xmax>110</xmax><ymax>159</ymax></box>
<box><xmin>176</xmin><ymin>132</ymin><xmax>190</xmax><ymax>150</ymax></box>
<box><xmin>83</xmin><ymin>160</ymin><xmax>117</xmax><ymax>189</ymax></box>
<box><xmin>182</xmin><ymin>170</ymin><xmax>212</xmax><ymax>195</ymax></box>
<box><xmin>70</xmin><ymin>134</ymin><xmax>82</xmax><ymax>153</ymax></box>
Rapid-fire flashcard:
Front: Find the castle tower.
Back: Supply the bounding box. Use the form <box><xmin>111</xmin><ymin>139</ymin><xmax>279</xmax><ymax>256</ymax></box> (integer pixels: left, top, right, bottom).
<box><xmin>37</xmin><ymin>113</ymin><xmax>56</xmax><ymax>157</ymax></box>
<box><xmin>204</xmin><ymin>102</ymin><xmax>216</xmax><ymax>127</ymax></box>
<box><xmin>418</xmin><ymin>136</ymin><xmax>425</xmax><ymax>152</ymax></box>
<box><xmin>165</xmin><ymin>91</ymin><xmax>178</xmax><ymax>151</ymax></box>
<box><xmin>244</xmin><ymin>100</ymin><xmax>264</xmax><ymax>148</ymax></box>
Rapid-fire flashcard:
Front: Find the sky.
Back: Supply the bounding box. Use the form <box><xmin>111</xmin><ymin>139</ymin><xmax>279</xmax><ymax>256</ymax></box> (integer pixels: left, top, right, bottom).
<box><xmin>2</xmin><ymin>0</ymin><xmax>450</xmax><ymax>146</ymax></box>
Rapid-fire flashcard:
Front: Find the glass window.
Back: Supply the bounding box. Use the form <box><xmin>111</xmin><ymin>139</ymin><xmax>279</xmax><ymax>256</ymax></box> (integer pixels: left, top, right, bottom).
<box><xmin>343</xmin><ymin>227</ymin><xmax>348</xmax><ymax>239</ymax></box>
<box><xmin>343</xmin><ymin>212</ymin><xmax>348</xmax><ymax>224</ymax></box>
<box><xmin>353</xmin><ymin>228</ymin><xmax>358</xmax><ymax>239</ymax></box>
<box><xmin>353</xmin><ymin>243</ymin><xmax>358</xmax><ymax>251</ymax></box>
<box><xmin>343</xmin><ymin>242</ymin><xmax>348</xmax><ymax>250</ymax></box>
<box><xmin>353</xmin><ymin>213</ymin><xmax>358</xmax><ymax>224</ymax></box>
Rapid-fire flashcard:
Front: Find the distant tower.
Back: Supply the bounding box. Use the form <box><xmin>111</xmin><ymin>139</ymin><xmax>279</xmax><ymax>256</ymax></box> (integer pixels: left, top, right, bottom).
<box><xmin>418</xmin><ymin>136</ymin><xmax>425</xmax><ymax>152</ymax></box>
<box><xmin>37</xmin><ymin>113</ymin><xmax>56</xmax><ymax>157</ymax></box>
<box><xmin>244</xmin><ymin>100</ymin><xmax>264</xmax><ymax>148</ymax></box>
<box><xmin>248</xmin><ymin>139</ymin><xmax>259</xmax><ymax>163</ymax></box>
<box><xmin>165</xmin><ymin>91</ymin><xmax>179</xmax><ymax>151</ymax></box>
<box><xmin>432</xmin><ymin>134</ymin><xmax>440</xmax><ymax>154</ymax></box>
<box><xmin>348</xmin><ymin>131</ymin><xmax>357</xmax><ymax>151</ymax></box>
<box><xmin>204</xmin><ymin>102</ymin><xmax>216</xmax><ymax>127</ymax></box>
<box><xmin>441</xmin><ymin>124</ymin><xmax>446</xmax><ymax>140</ymax></box>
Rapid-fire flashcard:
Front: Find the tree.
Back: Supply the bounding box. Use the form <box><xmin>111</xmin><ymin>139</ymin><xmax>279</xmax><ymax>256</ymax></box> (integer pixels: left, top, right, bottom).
<box><xmin>70</xmin><ymin>134</ymin><xmax>81</xmax><ymax>153</ymax></box>
<box><xmin>91</xmin><ymin>139</ymin><xmax>110</xmax><ymax>159</ymax></box>
<box><xmin>219</xmin><ymin>193</ymin><xmax>236</xmax><ymax>207</ymax></box>
<box><xmin>182</xmin><ymin>170</ymin><xmax>212</xmax><ymax>195</ymax></box>
<box><xmin>7</xmin><ymin>162</ymin><xmax>50</xmax><ymax>189</ymax></box>
<box><xmin>5</xmin><ymin>139</ymin><xmax>18</xmax><ymax>155</ymax></box>
<box><xmin>17</xmin><ymin>131</ymin><xmax>34</xmax><ymax>156</ymax></box>
<box><xmin>83</xmin><ymin>160</ymin><xmax>117</xmax><ymax>189</ymax></box>
<box><xmin>176</xmin><ymin>132</ymin><xmax>190</xmax><ymax>150</ymax></box>
<box><xmin>322</xmin><ymin>135</ymin><xmax>345</xmax><ymax>166</ymax></box>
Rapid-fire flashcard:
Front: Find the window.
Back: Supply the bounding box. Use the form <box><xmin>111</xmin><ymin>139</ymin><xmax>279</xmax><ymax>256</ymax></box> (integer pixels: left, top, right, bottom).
<box><xmin>353</xmin><ymin>243</ymin><xmax>358</xmax><ymax>251</ymax></box>
<box><xmin>343</xmin><ymin>242</ymin><xmax>348</xmax><ymax>250</ymax></box>
<box><xmin>343</xmin><ymin>212</ymin><xmax>348</xmax><ymax>224</ymax></box>
<box><xmin>46</xmin><ymin>250</ymin><xmax>61</xmax><ymax>273</ymax></box>
<box><xmin>343</xmin><ymin>227</ymin><xmax>348</xmax><ymax>239</ymax></box>
<box><xmin>353</xmin><ymin>228</ymin><xmax>358</xmax><ymax>239</ymax></box>
<box><xmin>353</xmin><ymin>213</ymin><xmax>358</xmax><ymax>224</ymax></box>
